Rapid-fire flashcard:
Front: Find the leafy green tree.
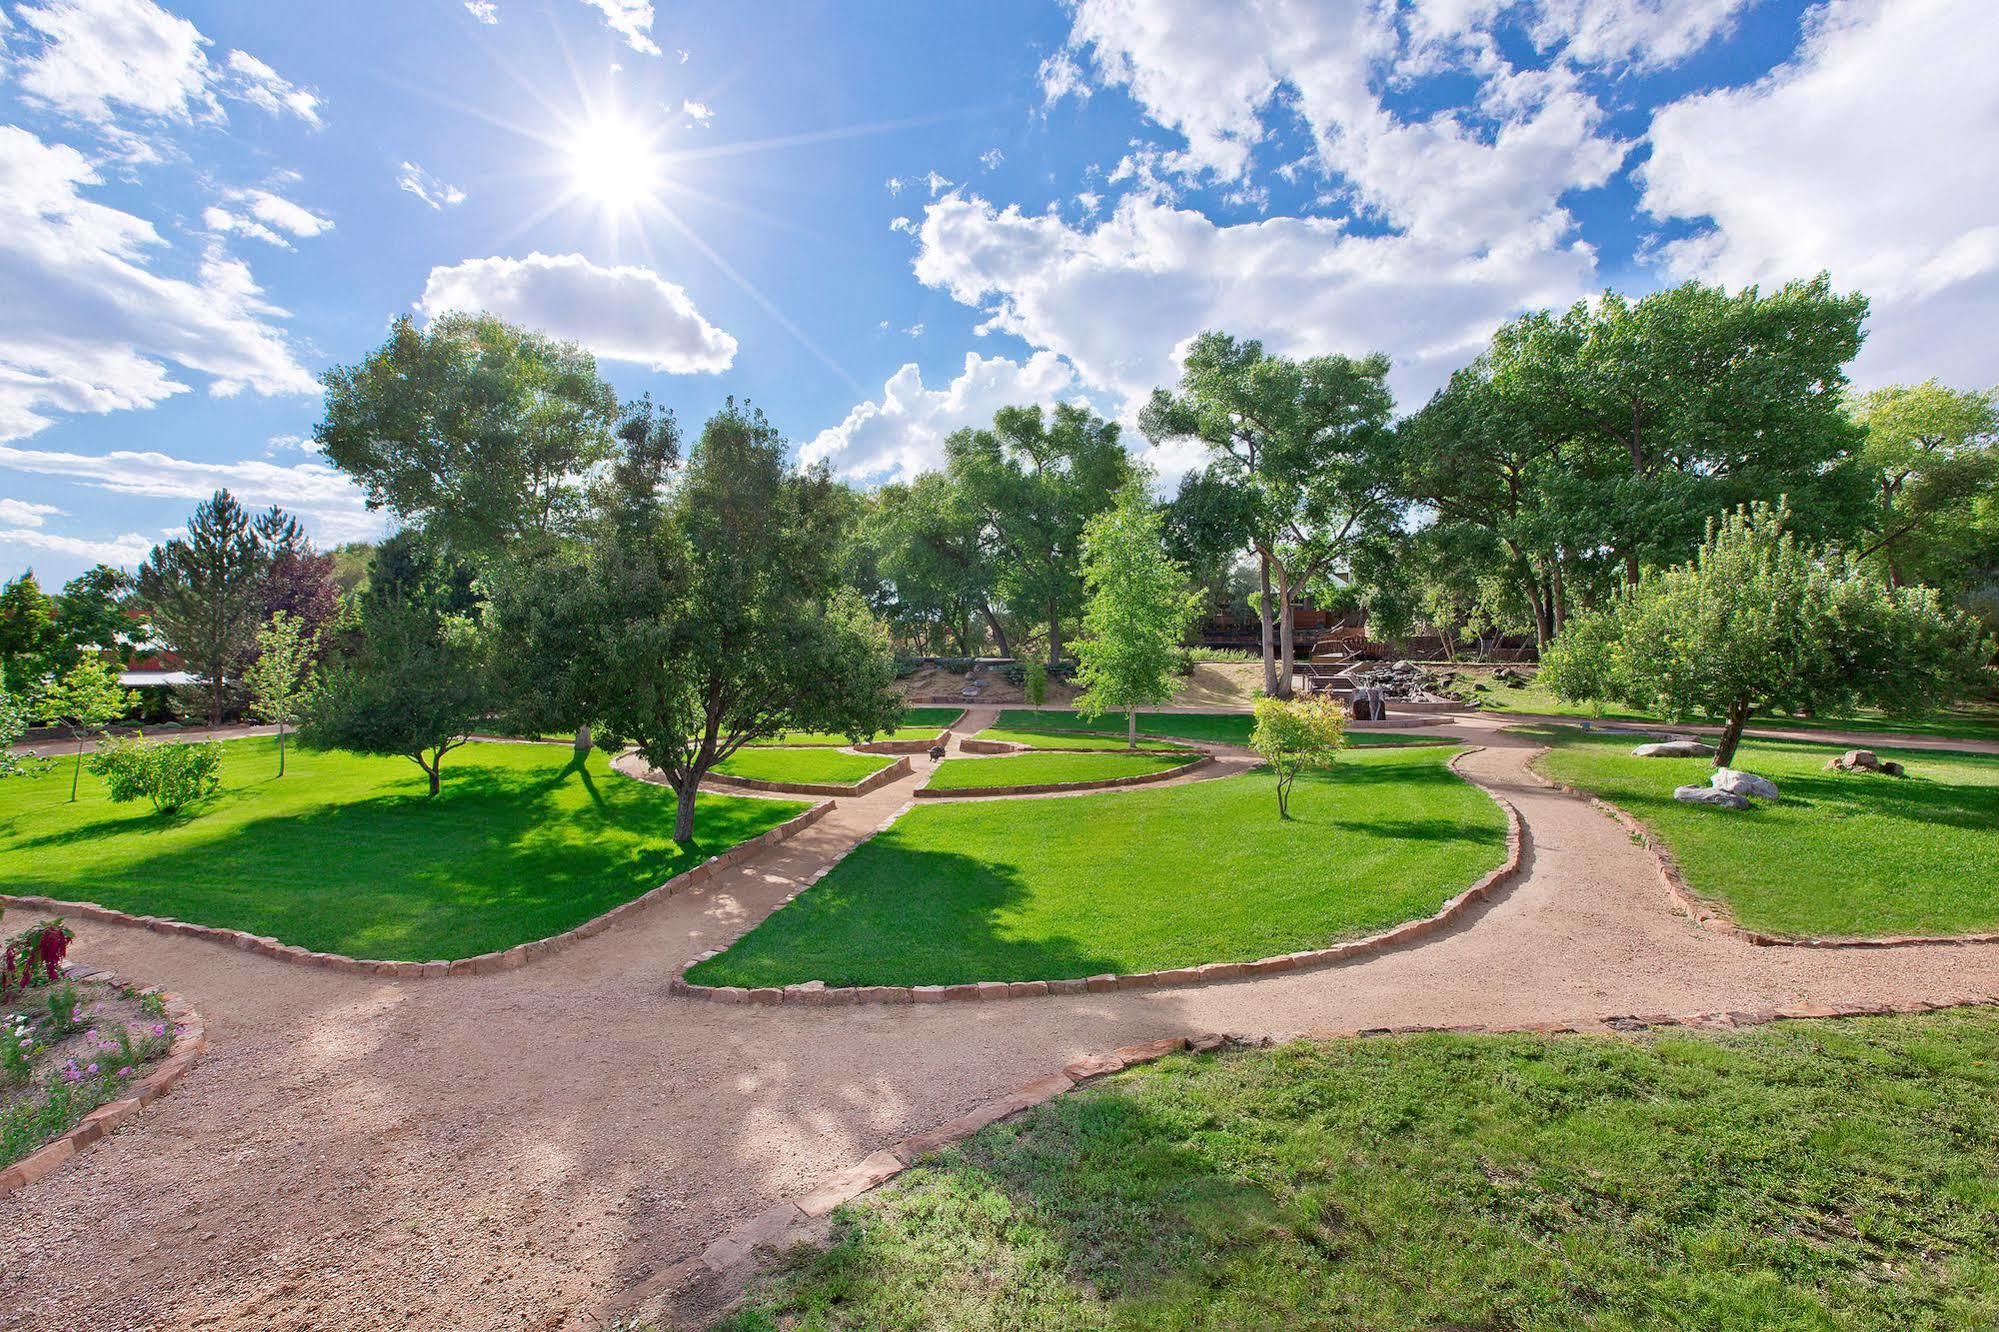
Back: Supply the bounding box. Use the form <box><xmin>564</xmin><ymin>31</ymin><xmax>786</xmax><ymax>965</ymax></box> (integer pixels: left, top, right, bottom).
<box><xmin>1543</xmin><ymin>502</ymin><xmax>1991</xmax><ymax>768</ymax></box>
<box><xmin>34</xmin><ymin>658</ymin><xmax>131</xmax><ymax>801</ymax></box>
<box><xmin>0</xmin><ymin>667</ymin><xmax>31</xmax><ymax>778</ymax></box>
<box><xmin>316</xmin><ymin>312</ymin><xmax>621</xmax><ymax>555</ymax></box>
<box><xmin>299</xmin><ymin>596</ymin><xmax>486</xmax><ymax>797</ymax></box>
<box><xmin>858</xmin><ymin>472</ymin><xmax>1010</xmax><ymax>656</ymax></box>
<box><xmin>0</xmin><ymin>572</ymin><xmax>60</xmax><ymax>684</ymax></box>
<box><xmin>1249</xmin><ymin>695</ymin><xmax>1348</xmax><ymax>820</ymax></box>
<box><xmin>490</xmin><ymin>400</ymin><xmax>903</xmax><ymax>841</ymax></box>
<box><xmin>1142</xmin><ymin>333</ymin><xmax>1401</xmax><ymax>696</ymax></box>
<box><xmin>1847</xmin><ymin>380</ymin><xmax>1999</xmax><ymax>592</ymax></box>
<box><xmin>243</xmin><ymin>612</ymin><xmax>320</xmax><ymax>777</ymax></box>
<box><xmin>1074</xmin><ymin>487</ymin><xmax>1203</xmax><ymax>748</ymax></box>
<box><xmin>88</xmin><ymin>736</ymin><xmax>222</xmax><ymax>816</ymax></box>
<box><xmin>947</xmin><ymin>403</ymin><xmax>1134</xmax><ymax>667</ymax></box>
<box><xmin>53</xmin><ymin>565</ymin><xmax>135</xmax><ymax>670</ymax></box>
<box><xmin>136</xmin><ymin>489</ymin><xmax>265</xmax><ymax>725</ymax></box>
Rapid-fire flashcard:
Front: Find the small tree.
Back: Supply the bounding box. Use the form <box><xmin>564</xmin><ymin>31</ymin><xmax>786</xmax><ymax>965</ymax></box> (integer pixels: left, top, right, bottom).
<box><xmin>35</xmin><ymin>658</ymin><xmax>131</xmax><ymax>801</ymax></box>
<box><xmin>1073</xmin><ymin>488</ymin><xmax>1202</xmax><ymax>748</ymax></box>
<box><xmin>1249</xmin><ymin>695</ymin><xmax>1349</xmax><ymax>819</ymax></box>
<box><xmin>0</xmin><ymin>667</ymin><xmax>31</xmax><ymax>778</ymax></box>
<box><xmin>243</xmin><ymin>612</ymin><xmax>320</xmax><ymax>777</ymax></box>
<box><xmin>1543</xmin><ymin>502</ymin><xmax>1991</xmax><ymax>768</ymax></box>
<box><xmin>88</xmin><ymin>736</ymin><xmax>223</xmax><ymax>816</ymax></box>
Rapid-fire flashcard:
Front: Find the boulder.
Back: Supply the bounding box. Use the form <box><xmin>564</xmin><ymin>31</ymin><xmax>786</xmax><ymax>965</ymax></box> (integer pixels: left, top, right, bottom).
<box><xmin>1674</xmin><ymin>785</ymin><xmax>1748</xmax><ymax>809</ymax></box>
<box><xmin>1711</xmin><ymin>768</ymin><xmax>1779</xmax><ymax>800</ymax></box>
<box><xmin>1826</xmin><ymin>749</ymin><xmax>1905</xmax><ymax>777</ymax></box>
<box><xmin>1632</xmin><ymin>740</ymin><xmax>1715</xmax><ymax>759</ymax></box>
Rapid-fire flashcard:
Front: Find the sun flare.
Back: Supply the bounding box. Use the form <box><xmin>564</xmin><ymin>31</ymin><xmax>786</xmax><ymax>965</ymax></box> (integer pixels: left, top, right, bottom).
<box><xmin>564</xmin><ymin>111</ymin><xmax>665</xmax><ymax>212</ymax></box>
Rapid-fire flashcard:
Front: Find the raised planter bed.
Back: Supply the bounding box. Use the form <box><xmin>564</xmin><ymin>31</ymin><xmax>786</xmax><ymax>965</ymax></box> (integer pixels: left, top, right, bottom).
<box><xmin>706</xmin><ymin>755</ymin><xmax>913</xmax><ymax>797</ymax></box>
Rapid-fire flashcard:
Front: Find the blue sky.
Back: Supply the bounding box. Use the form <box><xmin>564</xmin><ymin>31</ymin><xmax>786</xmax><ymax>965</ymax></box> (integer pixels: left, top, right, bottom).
<box><xmin>2</xmin><ymin>0</ymin><xmax>1994</xmax><ymax>582</ymax></box>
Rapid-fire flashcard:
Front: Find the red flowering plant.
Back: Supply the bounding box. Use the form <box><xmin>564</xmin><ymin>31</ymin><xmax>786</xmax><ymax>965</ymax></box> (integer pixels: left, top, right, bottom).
<box><xmin>1</xmin><ymin>918</ymin><xmax>73</xmax><ymax>1001</ymax></box>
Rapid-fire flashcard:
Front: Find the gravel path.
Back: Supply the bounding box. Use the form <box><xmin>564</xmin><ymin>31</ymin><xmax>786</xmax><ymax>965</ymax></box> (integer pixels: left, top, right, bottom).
<box><xmin>4</xmin><ymin>716</ymin><xmax>1996</xmax><ymax>1331</ymax></box>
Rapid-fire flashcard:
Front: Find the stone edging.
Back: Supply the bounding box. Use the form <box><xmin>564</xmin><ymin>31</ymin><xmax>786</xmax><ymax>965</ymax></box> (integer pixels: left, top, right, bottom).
<box><xmin>914</xmin><ymin>752</ymin><xmax>1215</xmax><ymax>799</ymax></box>
<box><xmin>853</xmin><ymin>731</ymin><xmax>953</xmax><ymax>756</ymax></box>
<box><xmin>0</xmin><ymin>800</ymin><xmax>835</xmax><ymax>980</ymax></box>
<box><xmin>1529</xmin><ymin>761</ymin><xmax>1999</xmax><ymax>950</ymax></box>
<box><xmin>706</xmin><ymin>755</ymin><xmax>912</xmax><ymax>798</ymax></box>
<box><xmin>625</xmin><ymin>992</ymin><xmax>1999</xmax><ymax>1319</ymax></box>
<box><xmin>0</xmin><ymin>965</ymin><xmax>207</xmax><ymax>1198</ymax></box>
<box><xmin>668</xmin><ymin>747</ymin><xmax>1521</xmax><ymax>1006</ymax></box>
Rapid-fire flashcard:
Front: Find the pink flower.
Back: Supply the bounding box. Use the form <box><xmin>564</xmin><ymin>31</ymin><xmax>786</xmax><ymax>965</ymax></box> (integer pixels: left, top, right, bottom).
<box><xmin>86</xmin><ymin>1062</ymin><xmax>99</xmax><ymax>1074</ymax></box>
<box><xmin>117</xmin><ymin>1066</ymin><xmax>133</xmax><ymax>1077</ymax></box>
<box><xmin>151</xmin><ymin>1023</ymin><xmax>166</xmax><ymax>1037</ymax></box>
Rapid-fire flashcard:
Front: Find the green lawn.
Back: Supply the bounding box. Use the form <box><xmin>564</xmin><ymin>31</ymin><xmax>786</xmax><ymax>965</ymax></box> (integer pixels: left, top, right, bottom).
<box><xmin>925</xmin><ymin>751</ymin><xmax>1194</xmax><ymax>792</ymax></box>
<box><xmin>714</xmin><ymin>747</ymin><xmax>898</xmax><ymax>787</ymax></box>
<box><xmin>748</xmin><ymin>708</ymin><xmax>963</xmax><ymax>747</ymax></box>
<box><xmin>0</xmin><ymin>738</ymin><xmax>805</xmax><ymax>960</ymax></box>
<box><xmin>720</xmin><ymin>1010</ymin><xmax>1999</xmax><ymax>1332</ymax></box>
<box><xmin>1529</xmin><ymin>728</ymin><xmax>1999</xmax><ymax>939</ymax></box>
<box><xmin>992</xmin><ymin>709</ymin><xmax>1448</xmax><ymax>748</ymax></box>
<box><xmin>687</xmin><ymin>748</ymin><xmax>1506</xmax><ymax>987</ymax></box>
<box><xmin>974</xmin><ymin>725</ymin><xmax>1188</xmax><ymax>753</ymax></box>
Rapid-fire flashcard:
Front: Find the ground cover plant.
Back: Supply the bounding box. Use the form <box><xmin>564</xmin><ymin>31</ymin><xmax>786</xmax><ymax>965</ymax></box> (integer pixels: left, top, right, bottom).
<box><xmin>689</xmin><ymin>747</ymin><xmax>1504</xmax><ymax>987</ymax></box>
<box><xmin>3</xmin><ymin>975</ymin><xmax>173</xmax><ymax>1169</ymax></box>
<box><xmin>924</xmin><ymin>750</ymin><xmax>1193</xmax><ymax>792</ymax></box>
<box><xmin>719</xmin><ymin>1009</ymin><xmax>1999</xmax><ymax>1332</ymax></box>
<box><xmin>993</xmin><ymin>708</ymin><xmax>1446</xmax><ymax>748</ymax></box>
<box><xmin>0</xmin><ymin>737</ymin><xmax>804</xmax><ymax>960</ymax></box>
<box><xmin>746</xmin><ymin>708</ymin><xmax>963</xmax><ymax>747</ymax></box>
<box><xmin>1528</xmin><ymin>728</ymin><xmax>1999</xmax><ymax>938</ymax></box>
<box><xmin>713</xmin><ymin>748</ymin><xmax>897</xmax><ymax>787</ymax></box>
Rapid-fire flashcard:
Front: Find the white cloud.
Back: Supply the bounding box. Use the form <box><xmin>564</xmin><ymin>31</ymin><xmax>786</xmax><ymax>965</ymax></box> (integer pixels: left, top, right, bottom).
<box><xmin>0</xmin><ymin>498</ymin><xmax>62</xmax><ymax>528</ymax></box>
<box><xmin>680</xmin><ymin>98</ymin><xmax>713</xmax><ymax>126</ymax></box>
<box><xmin>979</xmin><ymin>148</ymin><xmax>1005</xmax><ymax>171</ymax></box>
<box><xmin>0</xmin><ymin>125</ymin><xmax>316</xmax><ymax>441</ymax></box>
<box><xmin>577</xmin><ymin>0</ymin><xmax>658</xmax><ymax>55</ymax></box>
<box><xmin>923</xmin><ymin>170</ymin><xmax>955</xmax><ymax>197</ymax></box>
<box><xmin>805</xmin><ymin>350</ymin><xmax>1082</xmax><ymax>482</ymax></box>
<box><xmin>1037</xmin><ymin>48</ymin><xmax>1090</xmax><ymax>104</ymax></box>
<box><xmin>417</xmin><ymin>252</ymin><xmax>737</xmax><ymax>373</ymax></box>
<box><xmin>398</xmin><ymin>160</ymin><xmax>466</xmax><ymax>210</ymax></box>
<box><xmin>11</xmin><ymin>0</ymin><xmax>319</xmax><ymax>128</ymax></box>
<box><xmin>1530</xmin><ymin>0</ymin><xmax>1752</xmax><ymax>69</ymax></box>
<box><xmin>204</xmin><ymin>187</ymin><xmax>331</xmax><ymax>248</ymax></box>
<box><xmin>0</xmin><ymin>442</ymin><xmax>381</xmax><ymax>545</ymax></box>
<box><xmin>464</xmin><ymin>0</ymin><xmax>499</xmax><ymax>23</ymax></box>
<box><xmin>0</xmin><ymin>525</ymin><xmax>153</xmax><ymax>567</ymax></box>
<box><xmin>904</xmin><ymin>323</ymin><xmax>925</xmax><ymax>338</ymax></box>
<box><xmin>1641</xmin><ymin>0</ymin><xmax>1999</xmax><ymax>387</ymax></box>
<box><xmin>912</xmin><ymin>193</ymin><xmax>1595</xmax><ymax>413</ymax></box>
<box><xmin>885</xmin><ymin>176</ymin><xmax>906</xmax><ymax>195</ymax></box>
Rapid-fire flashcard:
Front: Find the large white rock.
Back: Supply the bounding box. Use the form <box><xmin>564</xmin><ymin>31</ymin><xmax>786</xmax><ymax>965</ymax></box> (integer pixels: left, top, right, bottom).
<box><xmin>1675</xmin><ymin>785</ymin><xmax>1749</xmax><ymax>809</ymax></box>
<box><xmin>1633</xmin><ymin>740</ymin><xmax>1715</xmax><ymax>758</ymax></box>
<box><xmin>1711</xmin><ymin>768</ymin><xmax>1779</xmax><ymax>800</ymax></box>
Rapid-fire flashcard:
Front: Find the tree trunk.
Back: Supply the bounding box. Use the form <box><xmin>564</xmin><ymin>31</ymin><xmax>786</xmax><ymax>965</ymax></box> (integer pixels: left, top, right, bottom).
<box><xmin>1046</xmin><ymin>598</ymin><xmax>1062</xmax><ymax>669</ymax></box>
<box><xmin>673</xmin><ymin>779</ymin><xmax>698</xmax><ymax>842</ymax></box>
<box><xmin>982</xmin><ymin>604</ymin><xmax>1012</xmax><ymax>659</ymax></box>
<box><xmin>278</xmin><ymin>720</ymin><xmax>287</xmax><ymax>777</ymax></box>
<box><xmin>1127</xmin><ymin>708</ymin><xmax>1137</xmax><ymax>751</ymax></box>
<box><xmin>1276</xmin><ymin>591</ymin><xmax>1297</xmax><ymax>700</ymax></box>
<box><xmin>1276</xmin><ymin>773</ymin><xmax>1292</xmax><ymax>820</ymax></box>
<box><xmin>1713</xmin><ymin>697</ymin><xmax>1752</xmax><ymax>769</ymax></box>
<box><xmin>209</xmin><ymin>670</ymin><xmax>225</xmax><ymax>727</ymax></box>
<box><xmin>426</xmin><ymin>757</ymin><xmax>441</xmax><ymax>797</ymax></box>
<box><xmin>71</xmin><ymin>734</ymin><xmax>84</xmax><ymax>802</ymax></box>
<box><xmin>1257</xmin><ymin>554</ymin><xmax>1278</xmax><ymax>697</ymax></box>
<box><xmin>574</xmin><ymin>725</ymin><xmax>593</xmax><ymax>755</ymax></box>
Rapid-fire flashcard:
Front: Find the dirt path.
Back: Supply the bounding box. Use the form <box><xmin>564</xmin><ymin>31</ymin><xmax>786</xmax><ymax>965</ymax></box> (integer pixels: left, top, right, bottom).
<box><xmin>4</xmin><ymin>717</ymin><xmax>1996</xmax><ymax>1331</ymax></box>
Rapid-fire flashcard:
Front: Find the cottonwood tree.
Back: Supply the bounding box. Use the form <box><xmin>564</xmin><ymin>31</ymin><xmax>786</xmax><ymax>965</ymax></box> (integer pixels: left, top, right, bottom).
<box><xmin>946</xmin><ymin>403</ymin><xmax>1134</xmax><ymax>667</ymax></box>
<box><xmin>490</xmin><ymin>400</ymin><xmax>902</xmax><ymax>841</ymax></box>
<box><xmin>857</xmin><ymin>472</ymin><xmax>1010</xmax><ymax>657</ymax></box>
<box><xmin>35</xmin><ymin>658</ymin><xmax>131</xmax><ymax>801</ymax></box>
<box><xmin>1249</xmin><ymin>695</ymin><xmax>1348</xmax><ymax>820</ymax></box>
<box><xmin>1142</xmin><ymin>333</ymin><xmax>1400</xmax><ymax>696</ymax></box>
<box><xmin>1542</xmin><ymin>502</ymin><xmax>1990</xmax><ymax>768</ymax></box>
<box><xmin>136</xmin><ymin>490</ymin><xmax>265</xmax><ymax>725</ymax></box>
<box><xmin>1073</xmin><ymin>487</ymin><xmax>1201</xmax><ymax>748</ymax></box>
<box><xmin>243</xmin><ymin>612</ymin><xmax>320</xmax><ymax>777</ymax></box>
<box><xmin>54</xmin><ymin>565</ymin><xmax>135</xmax><ymax>670</ymax></box>
<box><xmin>1848</xmin><ymin>380</ymin><xmax>1999</xmax><ymax>594</ymax></box>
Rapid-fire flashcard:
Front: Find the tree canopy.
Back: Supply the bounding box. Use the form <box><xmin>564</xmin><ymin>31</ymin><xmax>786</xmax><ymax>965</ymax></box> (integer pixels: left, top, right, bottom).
<box><xmin>1073</xmin><ymin>485</ymin><xmax>1202</xmax><ymax>747</ymax></box>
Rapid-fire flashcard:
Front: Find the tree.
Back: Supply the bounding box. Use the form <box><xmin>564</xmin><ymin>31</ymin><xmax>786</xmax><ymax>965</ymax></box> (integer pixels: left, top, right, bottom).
<box><xmin>53</xmin><ymin>565</ymin><xmax>135</xmax><ymax>670</ymax></box>
<box><xmin>1542</xmin><ymin>502</ymin><xmax>1991</xmax><ymax>768</ymax></box>
<box><xmin>243</xmin><ymin>612</ymin><xmax>320</xmax><ymax>777</ymax></box>
<box><xmin>1142</xmin><ymin>333</ymin><xmax>1401</xmax><ymax>697</ymax></box>
<box><xmin>136</xmin><ymin>489</ymin><xmax>265</xmax><ymax>725</ymax></box>
<box><xmin>947</xmin><ymin>403</ymin><xmax>1134</xmax><ymax>666</ymax></box>
<box><xmin>1847</xmin><ymin>381</ymin><xmax>1999</xmax><ymax>592</ymax></box>
<box><xmin>34</xmin><ymin>658</ymin><xmax>131</xmax><ymax>802</ymax></box>
<box><xmin>0</xmin><ymin>572</ymin><xmax>60</xmax><ymax>684</ymax></box>
<box><xmin>857</xmin><ymin>472</ymin><xmax>1010</xmax><ymax>657</ymax></box>
<box><xmin>253</xmin><ymin>506</ymin><xmax>342</xmax><ymax>644</ymax></box>
<box><xmin>489</xmin><ymin>400</ymin><xmax>903</xmax><ymax>841</ymax></box>
<box><xmin>316</xmin><ymin>312</ymin><xmax>621</xmax><ymax>556</ymax></box>
<box><xmin>1249</xmin><ymin>695</ymin><xmax>1348</xmax><ymax>820</ymax></box>
<box><xmin>299</xmin><ymin>595</ymin><xmax>486</xmax><ymax>797</ymax></box>
<box><xmin>1073</xmin><ymin>487</ymin><xmax>1202</xmax><ymax>748</ymax></box>
<box><xmin>0</xmin><ymin>668</ymin><xmax>31</xmax><ymax>779</ymax></box>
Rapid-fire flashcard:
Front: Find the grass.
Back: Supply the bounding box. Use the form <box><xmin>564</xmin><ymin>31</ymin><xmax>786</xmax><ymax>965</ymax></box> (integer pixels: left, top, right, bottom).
<box><xmin>719</xmin><ymin>1009</ymin><xmax>1999</xmax><ymax>1332</ymax></box>
<box><xmin>991</xmin><ymin>709</ymin><xmax>1447</xmax><ymax>748</ymax></box>
<box><xmin>974</xmin><ymin>725</ymin><xmax>1187</xmax><ymax>753</ymax></box>
<box><xmin>924</xmin><ymin>751</ymin><xmax>1194</xmax><ymax>791</ymax></box>
<box><xmin>0</xmin><ymin>738</ymin><xmax>806</xmax><ymax>961</ymax></box>
<box><xmin>714</xmin><ymin>748</ymin><xmax>897</xmax><ymax>788</ymax></box>
<box><xmin>1528</xmin><ymin>727</ymin><xmax>1999</xmax><ymax>939</ymax></box>
<box><xmin>687</xmin><ymin>748</ymin><xmax>1505</xmax><ymax>987</ymax></box>
<box><xmin>748</xmin><ymin>708</ymin><xmax>963</xmax><ymax>747</ymax></box>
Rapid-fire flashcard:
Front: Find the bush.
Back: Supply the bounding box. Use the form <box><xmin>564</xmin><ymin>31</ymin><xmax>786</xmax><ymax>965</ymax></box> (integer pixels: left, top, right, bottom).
<box><xmin>1</xmin><ymin>918</ymin><xmax>72</xmax><ymax>1001</ymax></box>
<box><xmin>1250</xmin><ymin>695</ymin><xmax>1349</xmax><ymax>819</ymax></box>
<box><xmin>87</xmin><ymin>735</ymin><xmax>222</xmax><ymax>815</ymax></box>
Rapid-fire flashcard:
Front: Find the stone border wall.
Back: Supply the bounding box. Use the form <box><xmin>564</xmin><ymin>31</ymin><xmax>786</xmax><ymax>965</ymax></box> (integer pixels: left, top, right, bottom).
<box><xmin>625</xmin><ymin>992</ymin><xmax>1999</xmax><ymax>1320</ymax></box>
<box><xmin>707</xmin><ymin>756</ymin><xmax>911</xmax><ymax>798</ymax></box>
<box><xmin>671</xmin><ymin>748</ymin><xmax>1519</xmax><ymax>1006</ymax></box>
<box><xmin>0</xmin><ymin>800</ymin><xmax>834</xmax><ymax>980</ymax></box>
<box><xmin>0</xmin><ymin>965</ymin><xmax>207</xmax><ymax>1198</ymax></box>
<box><xmin>853</xmin><ymin>731</ymin><xmax>952</xmax><ymax>756</ymax></box>
<box><xmin>914</xmin><ymin>752</ymin><xmax>1214</xmax><ymax>799</ymax></box>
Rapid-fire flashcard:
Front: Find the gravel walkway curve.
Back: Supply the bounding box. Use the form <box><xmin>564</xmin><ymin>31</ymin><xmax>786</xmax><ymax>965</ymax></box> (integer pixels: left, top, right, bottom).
<box><xmin>4</xmin><ymin>716</ymin><xmax>1996</xmax><ymax>1331</ymax></box>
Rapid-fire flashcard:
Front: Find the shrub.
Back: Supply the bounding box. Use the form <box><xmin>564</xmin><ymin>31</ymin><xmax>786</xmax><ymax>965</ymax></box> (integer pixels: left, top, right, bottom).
<box><xmin>1250</xmin><ymin>695</ymin><xmax>1349</xmax><ymax>819</ymax></box>
<box><xmin>1</xmin><ymin>918</ymin><xmax>72</xmax><ymax>1001</ymax></box>
<box><xmin>87</xmin><ymin>735</ymin><xmax>223</xmax><ymax>815</ymax></box>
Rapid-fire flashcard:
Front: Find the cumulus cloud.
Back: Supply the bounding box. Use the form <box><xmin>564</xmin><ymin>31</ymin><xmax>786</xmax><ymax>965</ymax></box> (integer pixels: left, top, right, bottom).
<box><xmin>1530</xmin><ymin>0</ymin><xmax>1752</xmax><ymax>69</ymax></box>
<box><xmin>397</xmin><ymin>160</ymin><xmax>466</xmax><ymax>210</ymax></box>
<box><xmin>0</xmin><ymin>523</ymin><xmax>154</xmax><ymax>567</ymax></box>
<box><xmin>804</xmin><ymin>350</ymin><xmax>1082</xmax><ymax>482</ymax></box>
<box><xmin>0</xmin><ymin>498</ymin><xmax>62</xmax><ymax>528</ymax></box>
<box><xmin>1641</xmin><ymin>0</ymin><xmax>1999</xmax><ymax>387</ymax></box>
<box><xmin>577</xmin><ymin>0</ymin><xmax>658</xmax><ymax>55</ymax></box>
<box><xmin>0</xmin><ymin>125</ymin><xmax>317</xmax><ymax>442</ymax></box>
<box><xmin>417</xmin><ymin>252</ymin><xmax>737</xmax><ymax>373</ymax></box>
<box><xmin>203</xmin><ymin>187</ymin><xmax>332</xmax><ymax>248</ymax></box>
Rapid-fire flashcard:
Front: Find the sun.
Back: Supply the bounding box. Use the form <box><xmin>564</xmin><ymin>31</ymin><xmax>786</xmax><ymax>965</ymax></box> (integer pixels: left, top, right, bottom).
<box><xmin>563</xmin><ymin>111</ymin><xmax>665</xmax><ymax>213</ymax></box>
